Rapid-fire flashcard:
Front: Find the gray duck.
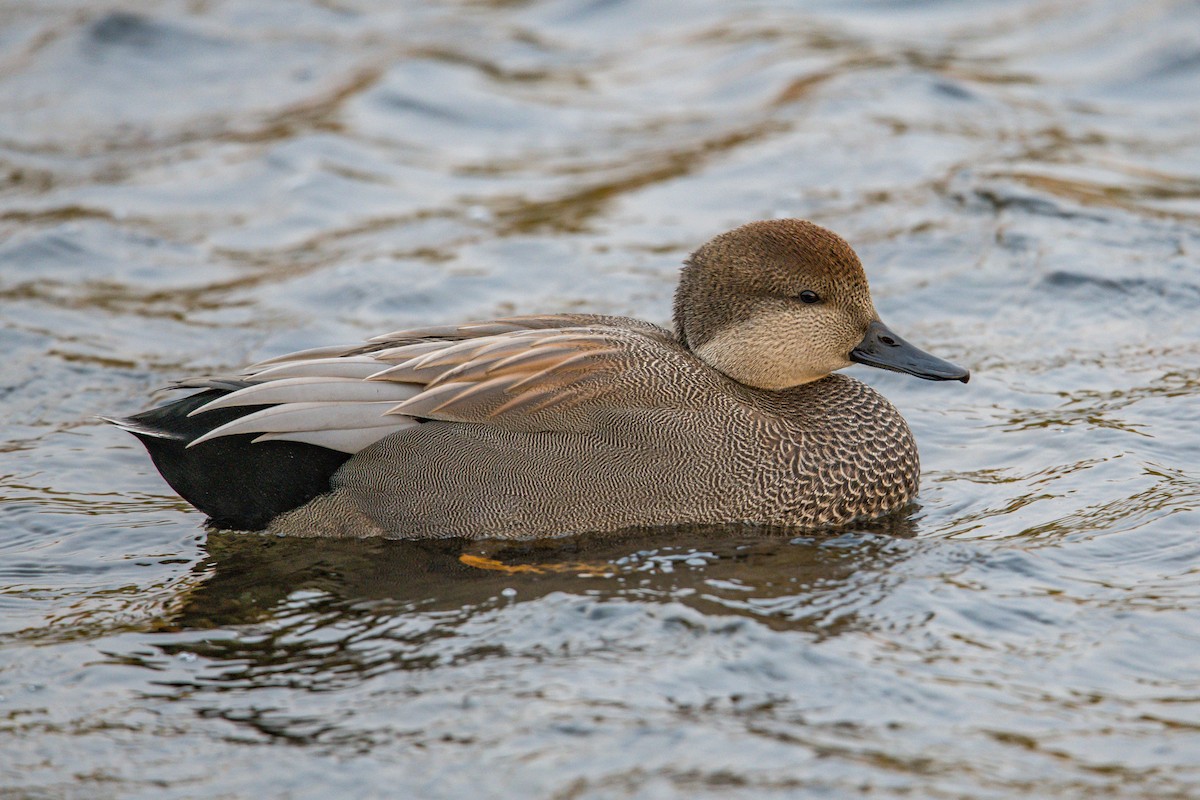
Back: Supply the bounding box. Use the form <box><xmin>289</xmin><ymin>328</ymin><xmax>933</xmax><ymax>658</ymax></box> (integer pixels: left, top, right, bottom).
<box><xmin>107</xmin><ymin>219</ymin><xmax>969</xmax><ymax>538</ymax></box>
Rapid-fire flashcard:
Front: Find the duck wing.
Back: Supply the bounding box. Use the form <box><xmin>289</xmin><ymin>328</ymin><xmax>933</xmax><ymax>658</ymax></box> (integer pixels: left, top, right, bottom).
<box><xmin>184</xmin><ymin>314</ymin><xmax>682</xmax><ymax>454</ymax></box>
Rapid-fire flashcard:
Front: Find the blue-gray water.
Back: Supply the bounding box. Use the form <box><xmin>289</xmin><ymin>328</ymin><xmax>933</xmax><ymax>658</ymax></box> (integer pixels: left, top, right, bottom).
<box><xmin>3</xmin><ymin>1</ymin><xmax>1199</xmax><ymax>797</ymax></box>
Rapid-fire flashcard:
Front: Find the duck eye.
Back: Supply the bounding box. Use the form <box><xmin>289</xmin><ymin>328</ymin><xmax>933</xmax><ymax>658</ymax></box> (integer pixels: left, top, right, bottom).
<box><xmin>798</xmin><ymin>290</ymin><xmax>820</xmax><ymax>304</ymax></box>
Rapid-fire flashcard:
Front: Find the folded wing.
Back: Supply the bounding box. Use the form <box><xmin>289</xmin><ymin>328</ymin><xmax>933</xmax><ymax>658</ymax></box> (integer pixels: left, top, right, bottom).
<box><xmin>185</xmin><ymin>314</ymin><xmax>679</xmax><ymax>454</ymax></box>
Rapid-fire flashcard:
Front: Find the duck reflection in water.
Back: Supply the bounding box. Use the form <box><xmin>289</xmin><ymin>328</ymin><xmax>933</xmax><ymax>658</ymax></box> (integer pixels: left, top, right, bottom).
<box><xmin>169</xmin><ymin>514</ymin><xmax>921</xmax><ymax>632</ymax></box>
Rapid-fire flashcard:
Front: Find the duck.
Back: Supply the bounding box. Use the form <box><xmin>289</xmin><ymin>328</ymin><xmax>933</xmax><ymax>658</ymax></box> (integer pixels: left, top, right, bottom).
<box><xmin>106</xmin><ymin>219</ymin><xmax>969</xmax><ymax>539</ymax></box>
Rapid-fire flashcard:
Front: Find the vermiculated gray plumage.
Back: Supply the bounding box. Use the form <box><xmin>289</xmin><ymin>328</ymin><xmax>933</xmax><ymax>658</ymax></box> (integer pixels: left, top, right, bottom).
<box><xmin>269</xmin><ymin>326</ymin><xmax>920</xmax><ymax>539</ymax></box>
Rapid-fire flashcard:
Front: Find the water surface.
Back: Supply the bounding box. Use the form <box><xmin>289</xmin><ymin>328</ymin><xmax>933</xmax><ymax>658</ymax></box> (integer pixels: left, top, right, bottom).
<box><xmin>2</xmin><ymin>1</ymin><xmax>1199</xmax><ymax>797</ymax></box>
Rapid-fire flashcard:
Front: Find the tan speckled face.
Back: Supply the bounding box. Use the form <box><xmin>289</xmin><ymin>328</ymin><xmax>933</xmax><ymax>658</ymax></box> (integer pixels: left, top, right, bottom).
<box><xmin>694</xmin><ymin>299</ymin><xmax>872</xmax><ymax>389</ymax></box>
<box><xmin>675</xmin><ymin>219</ymin><xmax>879</xmax><ymax>389</ymax></box>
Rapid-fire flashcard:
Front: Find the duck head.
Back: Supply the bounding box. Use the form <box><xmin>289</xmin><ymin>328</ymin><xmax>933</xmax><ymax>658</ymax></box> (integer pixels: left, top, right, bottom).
<box><xmin>674</xmin><ymin>219</ymin><xmax>970</xmax><ymax>390</ymax></box>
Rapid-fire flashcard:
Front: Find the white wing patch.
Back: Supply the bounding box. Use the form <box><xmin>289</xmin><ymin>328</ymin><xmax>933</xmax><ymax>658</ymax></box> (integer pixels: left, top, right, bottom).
<box><xmin>190</xmin><ymin>377</ymin><xmax>412</xmax><ymax>413</ymax></box>
<box><xmin>189</xmin><ymin>400</ymin><xmax>415</xmax><ymax>451</ymax></box>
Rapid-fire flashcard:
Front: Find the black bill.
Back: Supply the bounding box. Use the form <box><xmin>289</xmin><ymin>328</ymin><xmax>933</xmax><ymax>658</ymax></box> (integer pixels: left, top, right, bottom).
<box><xmin>850</xmin><ymin>320</ymin><xmax>970</xmax><ymax>383</ymax></box>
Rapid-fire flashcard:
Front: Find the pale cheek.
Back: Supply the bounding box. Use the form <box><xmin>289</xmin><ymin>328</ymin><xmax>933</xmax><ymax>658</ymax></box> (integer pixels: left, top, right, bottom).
<box><xmin>694</xmin><ymin>308</ymin><xmax>860</xmax><ymax>389</ymax></box>
<box><xmin>780</xmin><ymin>343</ymin><xmax>852</xmax><ymax>384</ymax></box>
<box><xmin>743</xmin><ymin>340</ymin><xmax>844</xmax><ymax>389</ymax></box>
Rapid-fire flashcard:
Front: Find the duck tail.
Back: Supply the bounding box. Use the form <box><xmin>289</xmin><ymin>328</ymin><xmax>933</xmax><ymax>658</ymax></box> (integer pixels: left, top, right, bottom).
<box><xmin>104</xmin><ymin>388</ymin><xmax>351</xmax><ymax>530</ymax></box>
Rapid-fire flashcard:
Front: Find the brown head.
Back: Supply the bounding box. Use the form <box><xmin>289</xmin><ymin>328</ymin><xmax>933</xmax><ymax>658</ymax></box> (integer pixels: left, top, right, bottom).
<box><xmin>674</xmin><ymin>219</ymin><xmax>969</xmax><ymax>389</ymax></box>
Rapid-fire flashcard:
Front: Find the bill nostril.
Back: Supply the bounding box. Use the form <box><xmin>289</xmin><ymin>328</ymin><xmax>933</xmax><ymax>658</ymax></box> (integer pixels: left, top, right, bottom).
<box><xmin>880</xmin><ymin>335</ymin><xmax>896</xmax><ymax>346</ymax></box>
